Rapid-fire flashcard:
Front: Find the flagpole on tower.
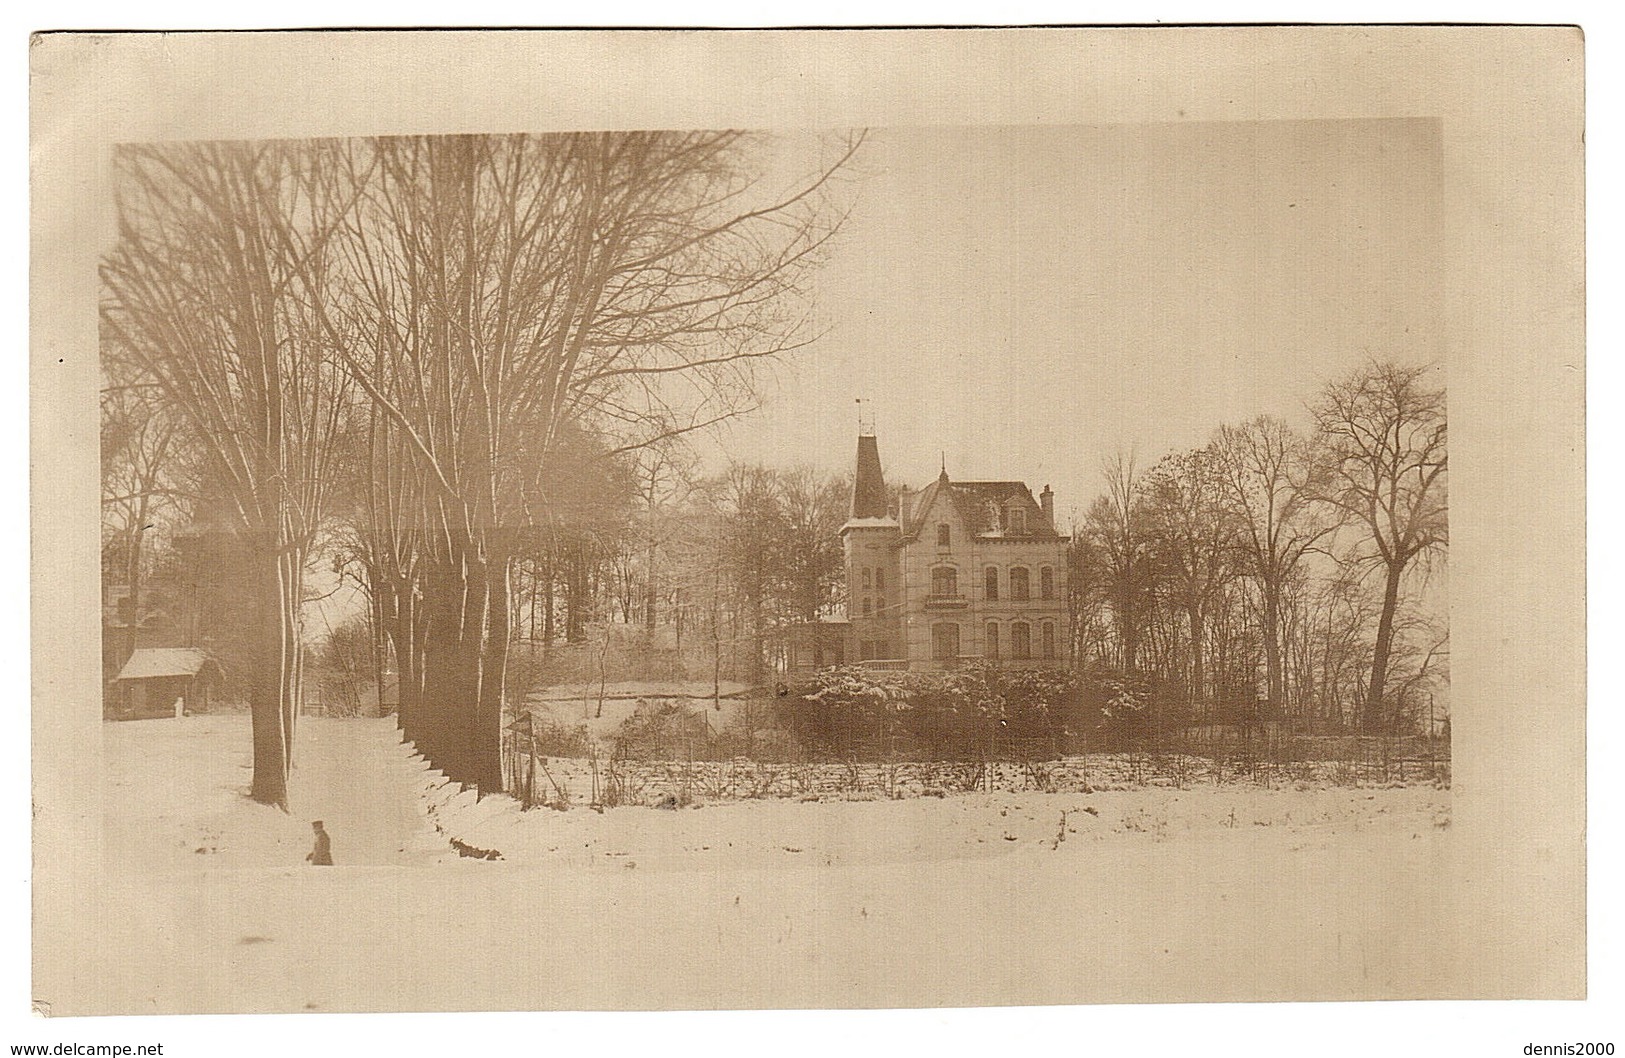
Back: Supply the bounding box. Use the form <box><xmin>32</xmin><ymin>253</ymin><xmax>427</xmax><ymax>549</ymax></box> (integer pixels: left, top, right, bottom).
<box><xmin>856</xmin><ymin>397</ymin><xmax>875</xmax><ymax>436</ymax></box>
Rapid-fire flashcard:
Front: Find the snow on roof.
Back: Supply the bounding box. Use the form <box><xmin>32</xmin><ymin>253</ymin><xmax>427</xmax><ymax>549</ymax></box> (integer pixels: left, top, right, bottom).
<box><xmin>115</xmin><ymin>648</ymin><xmax>215</xmax><ymax>682</ymax></box>
<box><xmin>841</xmin><ymin>516</ymin><xmax>898</xmax><ymax>532</ymax></box>
<box><xmin>903</xmin><ymin>477</ymin><xmax>1062</xmax><ymax>541</ymax></box>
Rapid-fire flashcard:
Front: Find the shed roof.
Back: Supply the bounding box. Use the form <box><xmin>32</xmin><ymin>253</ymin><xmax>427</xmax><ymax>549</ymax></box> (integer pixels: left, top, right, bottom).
<box><xmin>115</xmin><ymin>648</ymin><xmax>215</xmax><ymax>682</ymax></box>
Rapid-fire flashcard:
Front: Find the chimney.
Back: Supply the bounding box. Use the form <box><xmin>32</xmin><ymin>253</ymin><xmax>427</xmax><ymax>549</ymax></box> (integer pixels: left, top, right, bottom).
<box><xmin>1040</xmin><ymin>484</ymin><xmax>1055</xmax><ymax>527</ymax></box>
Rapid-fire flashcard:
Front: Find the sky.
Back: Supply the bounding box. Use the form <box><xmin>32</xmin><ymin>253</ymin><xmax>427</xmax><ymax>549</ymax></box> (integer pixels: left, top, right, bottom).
<box><xmin>708</xmin><ymin>118</ymin><xmax>1444</xmax><ymax>527</ymax></box>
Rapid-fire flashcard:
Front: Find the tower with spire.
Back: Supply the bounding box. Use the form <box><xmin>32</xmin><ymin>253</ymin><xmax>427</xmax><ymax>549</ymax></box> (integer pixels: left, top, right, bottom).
<box><xmin>840</xmin><ymin>424</ymin><xmax>904</xmax><ymax>663</ymax></box>
<box><xmin>820</xmin><ymin>422</ymin><xmax>1070</xmax><ymax>672</ymax></box>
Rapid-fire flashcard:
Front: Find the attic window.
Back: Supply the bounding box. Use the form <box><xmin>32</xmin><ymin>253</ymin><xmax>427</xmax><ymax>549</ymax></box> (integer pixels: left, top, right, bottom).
<box><xmin>1008</xmin><ymin>506</ymin><xmax>1027</xmax><ymax>535</ymax></box>
<box><xmin>937</xmin><ymin>524</ymin><xmax>951</xmax><ymax>548</ymax></box>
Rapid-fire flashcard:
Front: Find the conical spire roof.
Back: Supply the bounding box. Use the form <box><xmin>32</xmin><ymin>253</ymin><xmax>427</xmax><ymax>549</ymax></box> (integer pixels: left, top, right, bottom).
<box><xmin>852</xmin><ymin>434</ymin><xmax>888</xmax><ymax>519</ymax></box>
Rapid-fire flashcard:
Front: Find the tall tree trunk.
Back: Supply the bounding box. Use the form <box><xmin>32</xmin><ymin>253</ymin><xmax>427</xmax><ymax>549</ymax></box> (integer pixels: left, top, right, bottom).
<box><xmin>475</xmin><ymin>546</ymin><xmax>510</xmax><ymax>793</ymax></box>
<box><xmin>644</xmin><ymin>540</ymin><xmax>658</xmax><ymax>634</ymax></box>
<box><xmin>453</xmin><ymin>549</ymin><xmax>489</xmax><ymax>787</ymax></box>
<box><xmin>1262</xmin><ymin>583</ymin><xmax>1284</xmax><ymax>713</ymax></box>
<box><xmin>1188</xmin><ymin>606</ymin><xmax>1206</xmax><ymax>720</ymax></box>
<box><xmin>247</xmin><ymin>546</ymin><xmax>300</xmax><ymax>811</ymax></box>
<box><xmin>542</xmin><ymin>565</ymin><xmax>556</xmax><ymax>645</ymax></box>
<box><xmin>1365</xmin><ymin>562</ymin><xmax>1404</xmax><ymax>732</ymax></box>
<box><xmin>420</xmin><ymin>555</ymin><xmax>468</xmax><ymax>776</ymax></box>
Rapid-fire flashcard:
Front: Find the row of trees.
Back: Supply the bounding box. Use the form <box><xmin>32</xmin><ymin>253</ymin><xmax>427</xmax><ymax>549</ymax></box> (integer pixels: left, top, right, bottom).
<box><xmin>1069</xmin><ymin>360</ymin><xmax>1448</xmax><ymax>733</ymax></box>
<box><xmin>491</xmin><ymin>458</ymin><xmax>849</xmax><ymax>687</ymax></box>
<box><xmin>101</xmin><ymin>132</ymin><xmax>859</xmax><ymax>807</ymax></box>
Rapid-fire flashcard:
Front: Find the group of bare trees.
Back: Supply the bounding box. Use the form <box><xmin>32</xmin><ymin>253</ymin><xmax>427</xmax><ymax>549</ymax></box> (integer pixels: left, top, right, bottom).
<box><xmin>101</xmin><ymin>132</ymin><xmax>856</xmax><ymax>808</ymax></box>
<box><xmin>1069</xmin><ymin>360</ymin><xmax>1448</xmax><ymax>734</ymax></box>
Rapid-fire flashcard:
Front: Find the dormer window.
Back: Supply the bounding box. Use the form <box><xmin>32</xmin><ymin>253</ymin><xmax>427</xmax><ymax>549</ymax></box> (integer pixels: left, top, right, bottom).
<box><xmin>1007</xmin><ymin>505</ymin><xmax>1027</xmax><ymax>535</ymax></box>
<box><xmin>937</xmin><ymin>524</ymin><xmax>951</xmax><ymax>548</ymax></box>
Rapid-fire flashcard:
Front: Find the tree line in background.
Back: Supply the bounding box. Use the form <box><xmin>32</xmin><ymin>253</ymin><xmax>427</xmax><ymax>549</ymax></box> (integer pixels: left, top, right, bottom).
<box><xmin>1068</xmin><ymin>360</ymin><xmax>1448</xmax><ymax>736</ymax></box>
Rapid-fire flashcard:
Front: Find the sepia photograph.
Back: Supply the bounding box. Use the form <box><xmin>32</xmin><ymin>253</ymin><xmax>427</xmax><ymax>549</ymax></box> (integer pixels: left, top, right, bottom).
<box><xmin>26</xmin><ymin>23</ymin><xmax>1589</xmax><ymax>1048</ymax></box>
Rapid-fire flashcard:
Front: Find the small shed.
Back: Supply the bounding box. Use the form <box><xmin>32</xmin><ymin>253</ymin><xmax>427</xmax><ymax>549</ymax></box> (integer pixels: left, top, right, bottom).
<box><xmin>112</xmin><ymin>648</ymin><xmax>222</xmax><ymax>720</ymax></box>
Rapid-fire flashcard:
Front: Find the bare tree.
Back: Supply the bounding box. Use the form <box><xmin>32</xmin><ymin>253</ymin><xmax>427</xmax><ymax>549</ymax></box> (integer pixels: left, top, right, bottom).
<box><xmin>315</xmin><ymin>132</ymin><xmax>857</xmax><ymax>790</ymax></box>
<box><xmin>1079</xmin><ymin>453</ymin><xmax>1156</xmax><ymax>672</ymax></box>
<box><xmin>1311</xmin><ymin>360</ymin><xmax>1448</xmax><ymax>731</ymax></box>
<box><xmin>101</xmin><ymin>140</ymin><xmax>354</xmax><ymax>809</ymax></box>
<box><xmin>100</xmin><ymin>374</ymin><xmax>182</xmax><ymax>626</ymax></box>
<box><xmin>775</xmin><ymin>466</ymin><xmax>850</xmax><ymax>625</ymax></box>
<box><xmin>1213</xmin><ymin>416</ymin><xmax>1333</xmax><ymax>715</ymax></box>
<box><xmin>1143</xmin><ymin>445</ymin><xmax>1241</xmax><ymax>719</ymax></box>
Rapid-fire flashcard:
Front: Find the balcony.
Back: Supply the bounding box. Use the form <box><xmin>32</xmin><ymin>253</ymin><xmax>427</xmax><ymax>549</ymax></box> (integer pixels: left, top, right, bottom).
<box><xmin>922</xmin><ymin>593</ymin><xmax>969</xmax><ymax>610</ymax></box>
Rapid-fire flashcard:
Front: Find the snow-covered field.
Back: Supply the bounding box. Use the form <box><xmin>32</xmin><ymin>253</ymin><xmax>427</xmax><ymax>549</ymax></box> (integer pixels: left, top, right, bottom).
<box><xmin>82</xmin><ymin>714</ymin><xmax>1455</xmax><ymax>1014</ymax></box>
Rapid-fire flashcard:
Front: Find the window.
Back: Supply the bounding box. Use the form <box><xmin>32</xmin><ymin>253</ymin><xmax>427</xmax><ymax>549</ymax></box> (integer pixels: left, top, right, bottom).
<box><xmin>876</xmin><ymin>594</ymin><xmax>887</xmax><ymax>614</ymax></box>
<box><xmin>984</xmin><ymin>566</ymin><xmax>999</xmax><ymax>601</ymax></box>
<box><xmin>876</xmin><ymin>640</ymin><xmax>890</xmax><ymax>660</ymax></box>
<box><xmin>1010</xmin><ymin>567</ymin><xmax>1030</xmax><ymax>601</ymax></box>
<box><xmin>1012</xmin><ymin>621</ymin><xmax>1031</xmax><ymax>659</ymax></box>
<box><xmin>1042</xmin><ymin>621</ymin><xmax>1056</xmax><ymax>659</ymax></box>
<box><xmin>932</xmin><ymin>622</ymin><xmax>961</xmax><ymax>662</ymax></box>
<box><xmin>937</xmin><ymin>523</ymin><xmax>951</xmax><ymax>548</ymax></box>
<box><xmin>862</xmin><ymin>567</ymin><xmax>872</xmax><ymax>589</ymax></box>
<box><xmin>1040</xmin><ymin>566</ymin><xmax>1055</xmax><ymax>600</ymax></box>
<box><xmin>861</xmin><ymin>597</ymin><xmax>872</xmax><ymax>617</ymax></box>
<box><xmin>985</xmin><ymin>622</ymin><xmax>1000</xmax><ymax>658</ymax></box>
<box><xmin>860</xmin><ymin>640</ymin><xmax>877</xmax><ymax>661</ymax></box>
<box><xmin>875</xmin><ymin>568</ymin><xmax>885</xmax><ymax>591</ymax></box>
<box><xmin>1008</xmin><ymin>506</ymin><xmax>1027</xmax><ymax>535</ymax></box>
<box><xmin>931</xmin><ymin>565</ymin><xmax>958</xmax><ymax>597</ymax></box>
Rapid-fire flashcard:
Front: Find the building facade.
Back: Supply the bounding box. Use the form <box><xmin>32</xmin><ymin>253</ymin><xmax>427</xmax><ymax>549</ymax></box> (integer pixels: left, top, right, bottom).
<box><xmin>834</xmin><ymin>431</ymin><xmax>1070</xmax><ymax>672</ymax></box>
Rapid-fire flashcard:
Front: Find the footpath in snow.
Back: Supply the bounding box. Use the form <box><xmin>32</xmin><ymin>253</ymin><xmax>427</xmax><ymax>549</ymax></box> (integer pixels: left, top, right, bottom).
<box><xmin>103</xmin><ymin>714</ymin><xmax>448</xmax><ymax>872</ymax></box>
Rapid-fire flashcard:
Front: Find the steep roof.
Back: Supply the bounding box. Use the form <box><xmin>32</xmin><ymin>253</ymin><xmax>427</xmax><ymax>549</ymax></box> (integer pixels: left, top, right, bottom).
<box><xmin>115</xmin><ymin>648</ymin><xmax>216</xmax><ymax>682</ymax></box>
<box><xmin>904</xmin><ymin>476</ymin><xmax>1062</xmax><ymax>541</ymax></box>
<box><xmin>851</xmin><ymin>434</ymin><xmax>888</xmax><ymax>519</ymax></box>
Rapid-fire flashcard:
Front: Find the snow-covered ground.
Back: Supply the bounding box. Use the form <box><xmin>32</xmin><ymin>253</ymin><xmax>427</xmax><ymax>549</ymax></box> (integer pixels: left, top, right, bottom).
<box><xmin>82</xmin><ymin>713</ymin><xmax>1454</xmax><ymax>1014</ymax></box>
<box><xmin>104</xmin><ymin>714</ymin><xmax>448</xmax><ymax>872</ymax></box>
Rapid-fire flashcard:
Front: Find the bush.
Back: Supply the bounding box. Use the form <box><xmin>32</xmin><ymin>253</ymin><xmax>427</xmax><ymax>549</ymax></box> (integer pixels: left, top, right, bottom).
<box><xmin>779</xmin><ymin>664</ymin><xmax>1094</xmax><ymax>761</ymax></box>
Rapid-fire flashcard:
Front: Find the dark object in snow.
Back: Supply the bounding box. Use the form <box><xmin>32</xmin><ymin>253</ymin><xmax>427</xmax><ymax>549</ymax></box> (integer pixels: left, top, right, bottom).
<box><xmin>657</xmin><ymin>793</ymin><xmax>680</xmax><ymax>809</ymax></box>
<box><xmin>1083</xmin><ymin>806</ymin><xmax>1099</xmax><ymax>816</ymax></box>
<box><xmin>306</xmin><ymin>821</ymin><xmax>333</xmax><ymax>866</ymax></box>
<box><xmin>450</xmin><ymin>836</ymin><xmax>503</xmax><ymax>860</ymax></box>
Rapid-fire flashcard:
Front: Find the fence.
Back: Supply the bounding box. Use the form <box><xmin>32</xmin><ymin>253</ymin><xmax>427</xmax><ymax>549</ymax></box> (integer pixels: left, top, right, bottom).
<box><xmin>499</xmin><ymin>721</ymin><xmax>1449</xmax><ymax>810</ymax></box>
